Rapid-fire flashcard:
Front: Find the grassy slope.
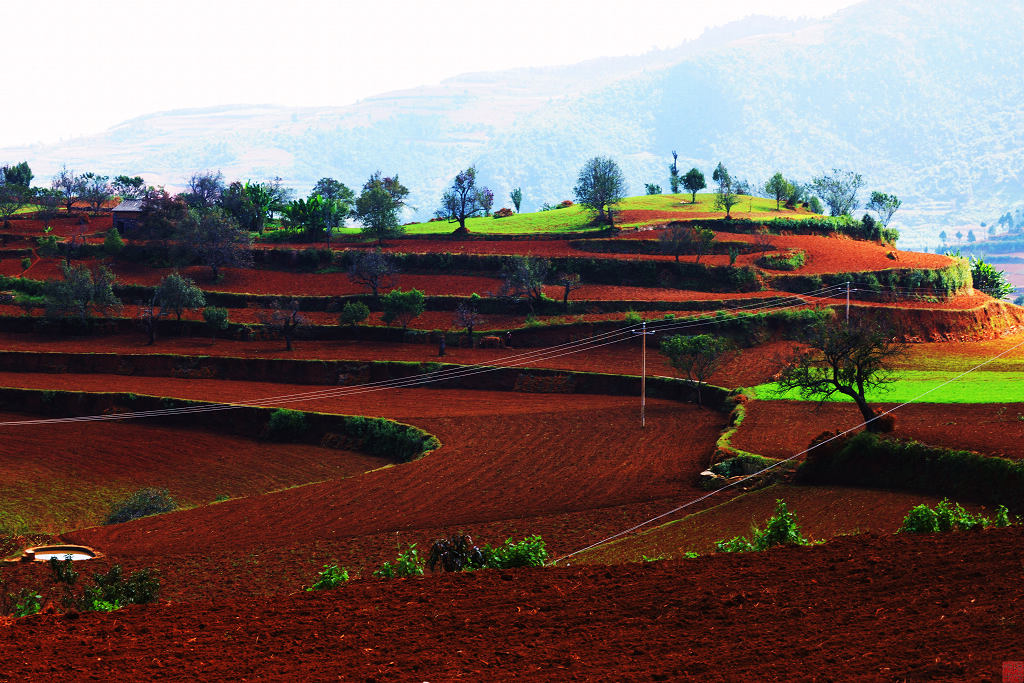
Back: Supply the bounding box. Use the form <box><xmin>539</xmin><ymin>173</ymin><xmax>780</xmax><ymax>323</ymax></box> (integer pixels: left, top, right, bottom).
<box><xmin>328</xmin><ymin>193</ymin><xmax>815</xmax><ymax>237</ymax></box>
<box><xmin>752</xmin><ymin>369</ymin><xmax>1024</xmax><ymax>404</ymax></box>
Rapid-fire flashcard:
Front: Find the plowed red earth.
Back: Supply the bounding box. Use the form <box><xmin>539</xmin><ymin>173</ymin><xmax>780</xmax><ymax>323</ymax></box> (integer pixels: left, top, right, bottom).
<box><xmin>1</xmin><ymin>214</ymin><xmax>110</xmax><ymax>237</ymax></box>
<box><xmin>0</xmin><ymin>410</ymin><xmax>385</xmax><ymax>531</ymax></box>
<box><xmin>0</xmin><ymin>373</ymin><xmax>722</xmax><ymax>546</ymax></box>
<box><xmin>732</xmin><ymin>400</ymin><xmax>1024</xmax><ymax>460</ymax></box>
<box><xmin>578</xmin><ymin>483</ymin><xmax>994</xmax><ymax>562</ymax></box>
<box><xmin>2</xmin><ymin>529</ymin><xmax>1023</xmax><ymax>681</ymax></box>
<box><xmin>0</xmin><ymin>331</ymin><xmax>794</xmax><ymax>388</ymax></box>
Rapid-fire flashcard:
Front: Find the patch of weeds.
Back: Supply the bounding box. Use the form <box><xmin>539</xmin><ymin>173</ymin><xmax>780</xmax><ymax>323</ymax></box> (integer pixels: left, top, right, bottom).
<box><xmin>715</xmin><ymin>500</ymin><xmax>810</xmax><ymax>553</ymax></box>
<box><xmin>624</xmin><ymin>310</ymin><xmax>642</xmax><ymax>324</ymax></box>
<box><xmin>12</xmin><ymin>589</ymin><xmax>42</xmax><ymax>617</ymax></box>
<box><xmin>76</xmin><ymin>565</ymin><xmax>160</xmax><ymax>612</ymax></box>
<box><xmin>373</xmin><ymin>544</ymin><xmax>424</xmax><ymax>578</ymax></box>
<box><xmin>640</xmin><ymin>554</ymin><xmax>666</xmax><ymax>563</ymax></box>
<box><xmin>478</xmin><ymin>535</ymin><xmax>548</xmax><ymax>569</ymax></box>
<box><xmin>308</xmin><ymin>564</ymin><xmax>350</xmax><ymax>591</ymax></box>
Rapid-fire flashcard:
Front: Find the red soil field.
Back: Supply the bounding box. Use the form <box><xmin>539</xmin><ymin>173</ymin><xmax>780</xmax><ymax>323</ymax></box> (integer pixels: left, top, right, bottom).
<box><xmin>0</xmin><ymin>214</ymin><xmax>111</xmax><ymax>237</ymax></box>
<box><xmin>578</xmin><ymin>483</ymin><xmax>994</xmax><ymax>562</ymax></box>
<box><xmin>0</xmin><ymin>410</ymin><xmax>386</xmax><ymax>531</ymax></box>
<box><xmin>731</xmin><ymin>400</ymin><xmax>1024</xmax><ymax>460</ymax></box>
<box><xmin>0</xmin><ymin>372</ymin><xmax>724</xmax><ymax>547</ymax></box>
<box><xmin>2</xmin><ymin>528</ymin><xmax>1022</xmax><ymax>680</ymax></box>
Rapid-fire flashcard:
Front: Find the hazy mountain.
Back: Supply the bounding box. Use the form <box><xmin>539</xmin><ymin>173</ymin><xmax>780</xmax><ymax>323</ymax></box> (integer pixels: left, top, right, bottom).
<box><xmin>3</xmin><ymin>0</ymin><xmax>1021</xmax><ymax>248</ymax></box>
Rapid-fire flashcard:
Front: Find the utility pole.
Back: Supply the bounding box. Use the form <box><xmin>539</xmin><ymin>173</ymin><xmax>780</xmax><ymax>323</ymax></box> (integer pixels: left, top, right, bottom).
<box><xmin>846</xmin><ymin>281</ymin><xmax>850</xmax><ymax>323</ymax></box>
<box><xmin>633</xmin><ymin>321</ymin><xmax>655</xmax><ymax>427</ymax></box>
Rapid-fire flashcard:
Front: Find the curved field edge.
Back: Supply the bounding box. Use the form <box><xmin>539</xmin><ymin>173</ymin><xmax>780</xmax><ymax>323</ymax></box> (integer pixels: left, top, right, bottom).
<box><xmin>0</xmin><ymin>387</ymin><xmax>440</xmax><ymax>463</ymax></box>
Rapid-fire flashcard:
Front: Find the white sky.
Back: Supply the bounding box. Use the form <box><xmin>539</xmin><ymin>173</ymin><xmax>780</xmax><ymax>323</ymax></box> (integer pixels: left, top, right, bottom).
<box><xmin>0</xmin><ymin>0</ymin><xmax>859</xmax><ymax>148</ymax></box>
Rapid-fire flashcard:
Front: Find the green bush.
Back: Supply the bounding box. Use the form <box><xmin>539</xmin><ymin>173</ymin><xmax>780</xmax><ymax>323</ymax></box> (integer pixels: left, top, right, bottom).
<box><xmin>757</xmin><ymin>250</ymin><xmax>805</xmax><ymax>271</ymax></box>
<box><xmin>373</xmin><ymin>544</ymin><xmax>424</xmax><ymax>578</ymax></box>
<box><xmin>624</xmin><ymin>310</ymin><xmax>642</xmax><ymax>324</ymax></box>
<box><xmin>307</xmin><ymin>564</ymin><xmax>350</xmax><ymax>591</ymax></box>
<box><xmin>898</xmin><ymin>500</ymin><xmax>1008</xmax><ymax>533</ymax></box>
<box><xmin>711</xmin><ymin>454</ymin><xmax>778</xmax><ymax>477</ymax></box>
<box><xmin>339</xmin><ymin>301</ymin><xmax>370</xmax><ymax>326</ymax></box>
<box><xmin>105</xmin><ymin>488</ymin><xmax>178</xmax><ymax>525</ymax></box>
<box><xmin>77</xmin><ymin>565</ymin><xmax>160</xmax><ymax>612</ymax></box>
<box><xmin>266</xmin><ymin>408</ymin><xmax>308</xmax><ymax>441</ymax></box>
<box><xmin>715</xmin><ymin>500</ymin><xmax>810</xmax><ymax>552</ymax></box>
<box><xmin>12</xmin><ymin>589</ymin><xmax>42</xmax><ymax>617</ymax></box>
<box><xmin>20</xmin><ymin>257</ymin><xmax>31</xmax><ymax>271</ymax></box>
<box><xmin>103</xmin><ymin>227</ymin><xmax>125</xmax><ymax>255</ymax></box>
<box><xmin>343</xmin><ymin>415</ymin><xmax>440</xmax><ymax>462</ymax></box>
<box><xmin>478</xmin><ymin>535</ymin><xmax>548</xmax><ymax>568</ymax></box>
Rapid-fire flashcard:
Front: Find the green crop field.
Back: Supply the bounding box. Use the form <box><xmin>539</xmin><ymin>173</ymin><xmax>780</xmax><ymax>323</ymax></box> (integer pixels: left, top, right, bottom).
<box><xmin>751</xmin><ymin>369</ymin><xmax>1024</xmax><ymax>404</ymax></box>
<box><xmin>328</xmin><ymin>193</ymin><xmax>815</xmax><ymax>237</ymax></box>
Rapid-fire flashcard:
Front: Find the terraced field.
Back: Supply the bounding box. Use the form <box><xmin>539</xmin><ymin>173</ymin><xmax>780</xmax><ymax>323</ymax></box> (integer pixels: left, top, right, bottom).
<box><xmin>1</xmin><ymin>196</ymin><xmax>1022</xmax><ymax>678</ymax></box>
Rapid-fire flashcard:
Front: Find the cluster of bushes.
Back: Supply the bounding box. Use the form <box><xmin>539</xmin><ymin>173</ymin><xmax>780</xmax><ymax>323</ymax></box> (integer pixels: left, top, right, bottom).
<box><xmin>715</xmin><ymin>216</ymin><xmax>899</xmax><ymax>244</ymax></box>
<box><xmin>898</xmin><ymin>499</ymin><xmax>1011</xmax><ymax>534</ymax></box>
<box><xmin>2</xmin><ymin>558</ymin><xmax>160</xmax><ymax>617</ymax></box>
<box><xmin>798</xmin><ymin>432</ymin><xmax>1024</xmax><ymax>512</ymax></box>
<box><xmin>341</xmin><ymin>415</ymin><xmax>441</xmax><ymax>462</ymax></box>
<box><xmin>307</xmin><ymin>534</ymin><xmax>548</xmax><ymax>591</ymax></box>
<box><xmin>772</xmin><ymin>259</ymin><xmax>972</xmax><ymax>299</ymax></box>
<box><xmin>756</xmin><ymin>250</ymin><xmax>806</xmax><ymax>271</ymax></box>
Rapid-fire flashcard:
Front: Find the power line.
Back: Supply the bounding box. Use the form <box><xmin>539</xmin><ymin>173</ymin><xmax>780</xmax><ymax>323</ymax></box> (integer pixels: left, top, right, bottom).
<box><xmin>548</xmin><ymin>332</ymin><xmax>1024</xmax><ymax>565</ymax></box>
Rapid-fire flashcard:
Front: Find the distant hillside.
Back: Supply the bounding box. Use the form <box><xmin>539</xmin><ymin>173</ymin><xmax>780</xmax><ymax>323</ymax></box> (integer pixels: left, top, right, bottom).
<box><xmin>2</xmin><ymin>0</ymin><xmax>1021</xmax><ymax>249</ymax></box>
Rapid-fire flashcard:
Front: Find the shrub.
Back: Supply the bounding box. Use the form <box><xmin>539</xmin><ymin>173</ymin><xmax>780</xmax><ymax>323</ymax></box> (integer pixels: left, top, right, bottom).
<box><xmin>478</xmin><ymin>535</ymin><xmax>548</xmax><ymax>569</ymax></box>
<box><xmin>897</xmin><ymin>500</ymin><xmax>1006</xmax><ymax>533</ymax></box>
<box><xmin>757</xmin><ymin>250</ymin><xmax>805</xmax><ymax>271</ymax></box>
<box><xmin>20</xmin><ymin>257</ymin><xmax>31</xmax><ymax>271</ymax></box>
<box><xmin>307</xmin><ymin>564</ymin><xmax>350</xmax><ymax>591</ymax></box>
<box><xmin>202</xmin><ymin>306</ymin><xmax>230</xmax><ymax>336</ymax></box>
<box><xmin>715</xmin><ymin>500</ymin><xmax>810</xmax><ymax>552</ymax></box>
<box><xmin>12</xmin><ymin>589</ymin><xmax>42</xmax><ymax>617</ymax></box>
<box><xmin>105</xmin><ymin>488</ymin><xmax>178</xmax><ymax>525</ymax></box>
<box><xmin>373</xmin><ymin>544</ymin><xmax>424</xmax><ymax>578</ymax></box>
<box><xmin>49</xmin><ymin>557</ymin><xmax>79</xmax><ymax>586</ymax></box>
<box><xmin>338</xmin><ymin>301</ymin><xmax>370</xmax><ymax>326</ymax></box>
<box><xmin>427</xmin><ymin>534</ymin><xmax>485</xmax><ymax>572</ymax></box>
<box><xmin>970</xmin><ymin>256</ymin><xmax>1014</xmax><ymax>299</ymax></box>
<box><xmin>103</xmin><ymin>227</ymin><xmax>125</xmax><ymax>255</ymax></box>
<box><xmin>266</xmin><ymin>408</ymin><xmax>307</xmax><ymax>441</ymax></box>
<box><xmin>492</xmin><ymin>207</ymin><xmax>514</xmax><ymax>219</ymax></box>
<box><xmin>77</xmin><ymin>565</ymin><xmax>160</xmax><ymax>612</ymax></box>
<box><xmin>624</xmin><ymin>310</ymin><xmax>642</xmax><ymax>324</ymax></box>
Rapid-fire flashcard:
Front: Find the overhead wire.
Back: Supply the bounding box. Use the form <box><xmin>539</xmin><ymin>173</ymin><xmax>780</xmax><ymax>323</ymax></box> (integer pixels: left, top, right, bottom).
<box><xmin>548</xmin><ymin>327</ymin><xmax>1024</xmax><ymax>565</ymax></box>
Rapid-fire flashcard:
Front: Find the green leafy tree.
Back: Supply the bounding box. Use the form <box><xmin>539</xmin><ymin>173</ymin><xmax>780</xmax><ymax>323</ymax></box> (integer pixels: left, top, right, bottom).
<box><xmin>44</xmin><ymin>262</ymin><xmax>122</xmax><ymax>321</ymax></box>
<box><xmin>436</xmin><ymin>166</ymin><xmax>494</xmax><ymax>233</ymax></box>
<box><xmin>659</xmin><ymin>333</ymin><xmax>729</xmax><ymax>405</ymax></box>
<box><xmin>202</xmin><ymin>306</ymin><xmax>230</xmax><ymax>341</ymax></box>
<box><xmin>381</xmin><ymin>288</ymin><xmax>425</xmax><ymax>330</ymax></box>
<box><xmin>2</xmin><ymin>161</ymin><xmax>33</xmax><ymax>187</ymax></box>
<box><xmin>354</xmin><ymin>171</ymin><xmax>409</xmax><ymax>245</ymax></box>
<box><xmin>866</xmin><ymin>191</ymin><xmax>901</xmax><ymax>228</ymax></box>
<box><xmin>712</xmin><ymin>163</ymin><xmax>739</xmax><ymax>218</ymax></box>
<box><xmin>682</xmin><ymin>167</ymin><xmax>706</xmax><ymax>203</ymax></box>
<box><xmin>510</xmin><ymin>186</ymin><xmax>523</xmax><ymax>213</ymax></box>
<box><xmin>156</xmin><ymin>271</ymin><xmax>206</xmax><ymax>325</ymax></box>
<box><xmin>338</xmin><ymin>301</ymin><xmax>370</xmax><ymax>326</ymax></box>
<box><xmin>645</xmin><ymin>183</ymin><xmax>662</xmax><ymax>195</ymax></box>
<box><xmin>764</xmin><ymin>172</ymin><xmax>794</xmax><ymax>210</ymax></box>
<box><xmin>969</xmin><ymin>257</ymin><xmax>1013</xmax><ymax>299</ymax></box>
<box><xmin>175</xmin><ymin>209</ymin><xmax>253</xmax><ymax>281</ymax></box>
<box><xmin>0</xmin><ymin>180</ymin><xmax>31</xmax><ymax>220</ymax></box>
<box><xmin>776</xmin><ymin>318</ymin><xmax>906</xmax><ymax>431</ymax></box>
<box><xmin>573</xmin><ymin>156</ymin><xmax>626</xmax><ymax>227</ymax></box>
<box><xmin>112</xmin><ymin>175</ymin><xmax>146</xmax><ymax>200</ymax></box>
<box><xmin>811</xmin><ymin>169</ymin><xmax>863</xmax><ymax>216</ymax></box>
